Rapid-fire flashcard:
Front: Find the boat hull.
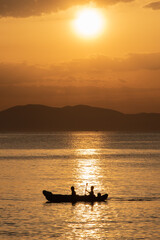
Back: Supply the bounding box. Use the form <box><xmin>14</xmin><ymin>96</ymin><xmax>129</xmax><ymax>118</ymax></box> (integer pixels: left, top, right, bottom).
<box><xmin>43</xmin><ymin>190</ymin><xmax>108</xmax><ymax>203</ymax></box>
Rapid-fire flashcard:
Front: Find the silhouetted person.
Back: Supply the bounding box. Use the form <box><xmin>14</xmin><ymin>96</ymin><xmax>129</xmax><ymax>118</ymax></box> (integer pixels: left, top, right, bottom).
<box><xmin>87</xmin><ymin>186</ymin><xmax>95</xmax><ymax>197</ymax></box>
<box><xmin>71</xmin><ymin>186</ymin><xmax>76</xmax><ymax>196</ymax></box>
<box><xmin>97</xmin><ymin>193</ymin><xmax>101</xmax><ymax>198</ymax></box>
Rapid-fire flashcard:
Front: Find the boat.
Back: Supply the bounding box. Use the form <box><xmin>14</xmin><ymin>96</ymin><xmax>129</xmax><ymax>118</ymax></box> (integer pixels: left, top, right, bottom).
<box><xmin>43</xmin><ymin>190</ymin><xmax>108</xmax><ymax>203</ymax></box>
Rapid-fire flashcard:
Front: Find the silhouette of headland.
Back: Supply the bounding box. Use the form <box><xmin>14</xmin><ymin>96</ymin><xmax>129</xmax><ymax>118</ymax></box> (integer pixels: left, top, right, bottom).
<box><xmin>0</xmin><ymin>104</ymin><xmax>160</xmax><ymax>132</ymax></box>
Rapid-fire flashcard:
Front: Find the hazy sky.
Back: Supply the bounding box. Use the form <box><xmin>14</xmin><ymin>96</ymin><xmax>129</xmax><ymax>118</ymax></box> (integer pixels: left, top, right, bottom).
<box><xmin>0</xmin><ymin>0</ymin><xmax>160</xmax><ymax>113</ymax></box>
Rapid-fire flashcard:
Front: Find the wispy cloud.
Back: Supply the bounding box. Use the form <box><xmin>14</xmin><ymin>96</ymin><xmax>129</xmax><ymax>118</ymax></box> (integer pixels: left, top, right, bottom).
<box><xmin>0</xmin><ymin>0</ymin><xmax>134</xmax><ymax>18</ymax></box>
<box><xmin>67</xmin><ymin>53</ymin><xmax>160</xmax><ymax>72</ymax></box>
<box><xmin>144</xmin><ymin>1</ymin><xmax>160</xmax><ymax>10</ymax></box>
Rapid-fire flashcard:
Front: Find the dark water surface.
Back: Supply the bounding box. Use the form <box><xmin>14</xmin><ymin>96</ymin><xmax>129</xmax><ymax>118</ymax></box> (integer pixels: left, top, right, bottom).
<box><xmin>0</xmin><ymin>132</ymin><xmax>160</xmax><ymax>239</ymax></box>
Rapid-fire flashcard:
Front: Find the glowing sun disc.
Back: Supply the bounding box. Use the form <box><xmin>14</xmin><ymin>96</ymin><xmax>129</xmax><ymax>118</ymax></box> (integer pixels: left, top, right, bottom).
<box><xmin>73</xmin><ymin>8</ymin><xmax>105</xmax><ymax>38</ymax></box>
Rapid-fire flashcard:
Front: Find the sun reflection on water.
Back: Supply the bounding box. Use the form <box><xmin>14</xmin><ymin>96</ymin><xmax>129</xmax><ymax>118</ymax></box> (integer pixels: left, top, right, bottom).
<box><xmin>67</xmin><ymin>132</ymin><xmax>108</xmax><ymax>195</ymax></box>
<box><xmin>67</xmin><ymin>202</ymin><xmax>109</xmax><ymax>239</ymax></box>
<box><xmin>76</xmin><ymin>148</ymin><xmax>98</xmax><ymax>156</ymax></box>
<box><xmin>72</xmin><ymin>148</ymin><xmax>104</xmax><ymax>196</ymax></box>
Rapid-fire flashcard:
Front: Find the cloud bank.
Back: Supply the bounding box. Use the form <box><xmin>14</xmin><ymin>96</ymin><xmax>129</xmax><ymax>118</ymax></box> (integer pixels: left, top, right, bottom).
<box><xmin>0</xmin><ymin>52</ymin><xmax>160</xmax><ymax>113</ymax></box>
<box><xmin>144</xmin><ymin>1</ymin><xmax>160</xmax><ymax>10</ymax></box>
<box><xmin>0</xmin><ymin>0</ymin><xmax>134</xmax><ymax>18</ymax></box>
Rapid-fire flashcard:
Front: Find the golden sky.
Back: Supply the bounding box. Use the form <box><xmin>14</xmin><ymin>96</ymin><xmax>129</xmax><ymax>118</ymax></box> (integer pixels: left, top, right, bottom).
<box><xmin>0</xmin><ymin>0</ymin><xmax>160</xmax><ymax>113</ymax></box>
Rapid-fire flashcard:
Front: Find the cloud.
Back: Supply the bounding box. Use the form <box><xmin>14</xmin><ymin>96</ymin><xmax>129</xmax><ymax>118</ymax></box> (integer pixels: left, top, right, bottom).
<box><xmin>0</xmin><ymin>52</ymin><xmax>160</xmax><ymax>112</ymax></box>
<box><xmin>144</xmin><ymin>1</ymin><xmax>160</xmax><ymax>10</ymax></box>
<box><xmin>0</xmin><ymin>0</ymin><xmax>134</xmax><ymax>18</ymax></box>
<box><xmin>0</xmin><ymin>53</ymin><xmax>160</xmax><ymax>89</ymax></box>
<box><xmin>0</xmin><ymin>53</ymin><xmax>160</xmax><ymax>85</ymax></box>
<box><xmin>0</xmin><ymin>62</ymin><xmax>48</xmax><ymax>85</ymax></box>
<box><xmin>118</xmin><ymin>53</ymin><xmax>160</xmax><ymax>71</ymax></box>
<box><xmin>67</xmin><ymin>52</ymin><xmax>160</xmax><ymax>72</ymax></box>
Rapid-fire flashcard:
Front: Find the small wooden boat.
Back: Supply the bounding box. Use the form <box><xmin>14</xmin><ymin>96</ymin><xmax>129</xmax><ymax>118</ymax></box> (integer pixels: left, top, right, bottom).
<box><xmin>43</xmin><ymin>190</ymin><xmax>108</xmax><ymax>203</ymax></box>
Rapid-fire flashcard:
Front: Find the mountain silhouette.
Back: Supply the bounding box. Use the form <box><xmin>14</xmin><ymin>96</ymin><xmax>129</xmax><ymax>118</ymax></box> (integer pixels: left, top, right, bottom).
<box><xmin>0</xmin><ymin>104</ymin><xmax>160</xmax><ymax>132</ymax></box>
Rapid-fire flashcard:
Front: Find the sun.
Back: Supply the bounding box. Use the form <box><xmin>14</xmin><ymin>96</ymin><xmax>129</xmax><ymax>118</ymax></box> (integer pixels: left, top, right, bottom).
<box><xmin>73</xmin><ymin>8</ymin><xmax>105</xmax><ymax>39</ymax></box>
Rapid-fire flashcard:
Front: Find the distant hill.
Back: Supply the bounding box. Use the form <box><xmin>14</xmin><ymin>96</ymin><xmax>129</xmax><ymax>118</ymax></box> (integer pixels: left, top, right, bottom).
<box><xmin>0</xmin><ymin>104</ymin><xmax>160</xmax><ymax>132</ymax></box>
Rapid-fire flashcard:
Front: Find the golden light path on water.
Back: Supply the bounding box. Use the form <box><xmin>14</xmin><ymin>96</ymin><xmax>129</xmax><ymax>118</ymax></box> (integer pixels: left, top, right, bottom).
<box><xmin>75</xmin><ymin>149</ymin><xmax>101</xmax><ymax>186</ymax></box>
<box><xmin>66</xmin><ymin>144</ymin><xmax>110</xmax><ymax>239</ymax></box>
<box><xmin>67</xmin><ymin>151</ymin><xmax>106</xmax><ymax>239</ymax></box>
<box><xmin>68</xmin><ymin>132</ymin><xmax>107</xmax><ymax>195</ymax></box>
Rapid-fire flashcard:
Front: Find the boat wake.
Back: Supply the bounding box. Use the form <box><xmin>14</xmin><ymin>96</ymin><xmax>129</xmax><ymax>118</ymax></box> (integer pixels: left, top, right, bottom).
<box><xmin>109</xmin><ymin>196</ymin><xmax>160</xmax><ymax>202</ymax></box>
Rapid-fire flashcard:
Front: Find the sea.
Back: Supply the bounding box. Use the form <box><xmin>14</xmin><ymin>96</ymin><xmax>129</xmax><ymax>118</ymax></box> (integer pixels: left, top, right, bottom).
<box><xmin>0</xmin><ymin>132</ymin><xmax>160</xmax><ymax>240</ymax></box>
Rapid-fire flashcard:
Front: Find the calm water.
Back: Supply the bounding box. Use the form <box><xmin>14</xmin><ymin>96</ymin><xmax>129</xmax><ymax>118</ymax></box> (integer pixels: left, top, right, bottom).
<box><xmin>0</xmin><ymin>132</ymin><xmax>160</xmax><ymax>240</ymax></box>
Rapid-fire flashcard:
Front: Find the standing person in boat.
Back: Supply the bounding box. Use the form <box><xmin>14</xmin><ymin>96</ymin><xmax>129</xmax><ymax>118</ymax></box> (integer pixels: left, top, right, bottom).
<box><xmin>71</xmin><ymin>186</ymin><xmax>76</xmax><ymax>196</ymax></box>
<box><xmin>87</xmin><ymin>186</ymin><xmax>95</xmax><ymax>197</ymax></box>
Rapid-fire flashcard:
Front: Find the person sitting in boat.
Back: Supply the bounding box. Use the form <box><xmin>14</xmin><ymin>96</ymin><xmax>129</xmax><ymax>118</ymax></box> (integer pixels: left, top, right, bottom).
<box><xmin>71</xmin><ymin>186</ymin><xmax>76</xmax><ymax>196</ymax></box>
<box><xmin>87</xmin><ymin>186</ymin><xmax>95</xmax><ymax>197</ymax></box>
<box><xmin>97</xmin><ymin>192</ymin><xmax>101</xmax><ymax>197</ymax></box>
